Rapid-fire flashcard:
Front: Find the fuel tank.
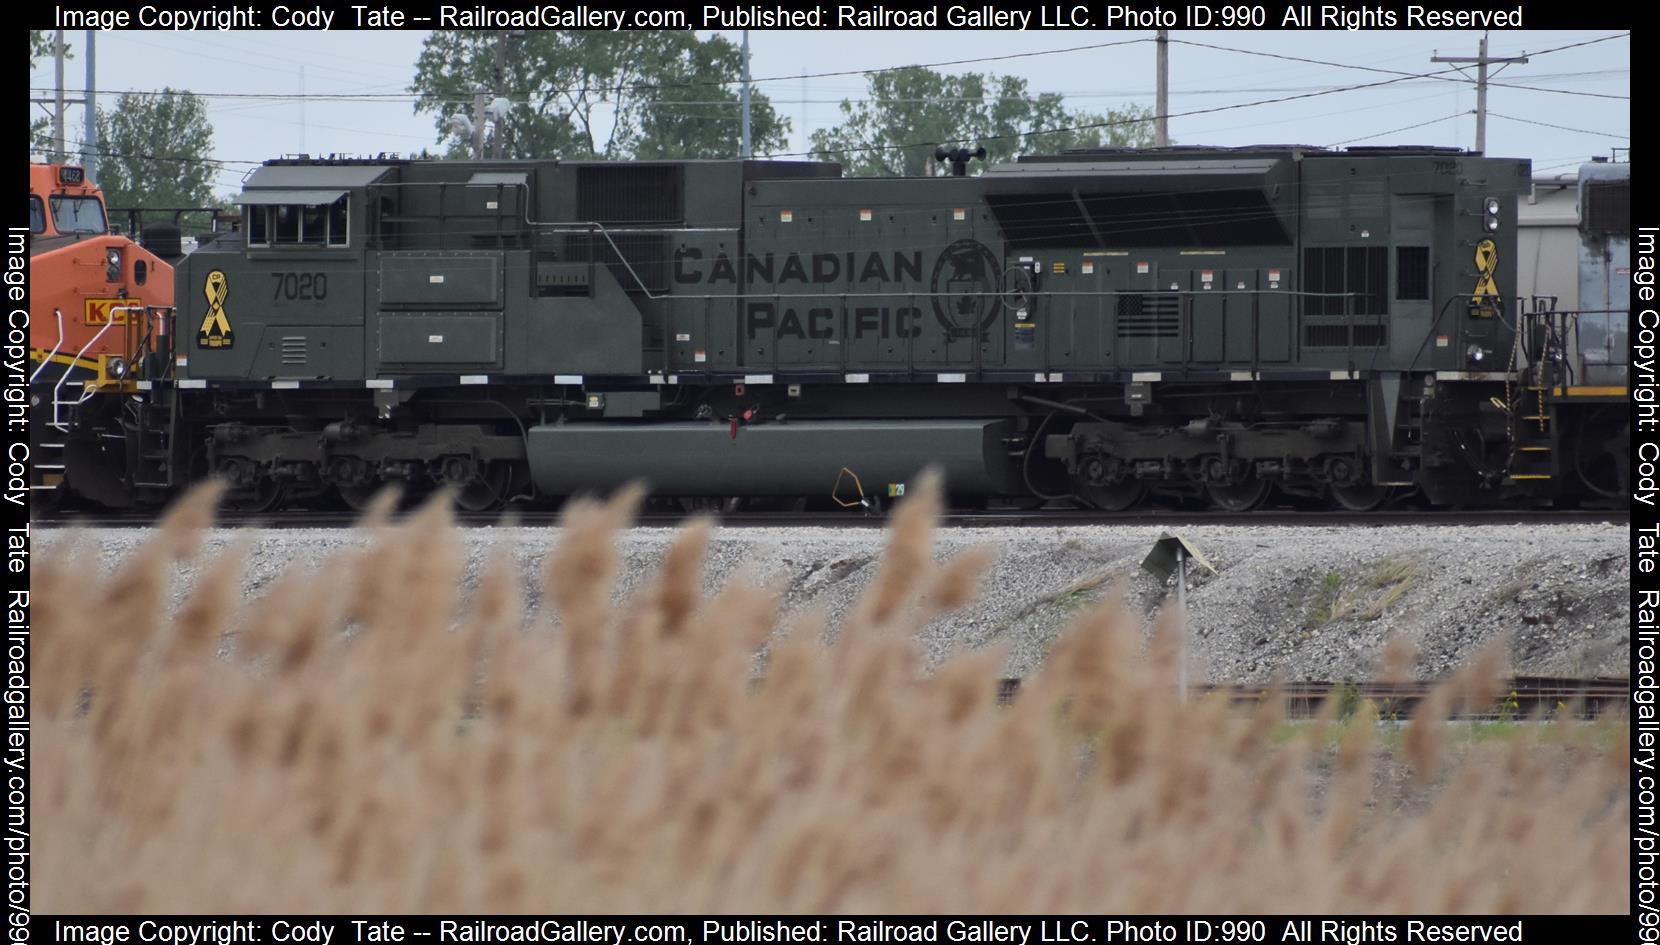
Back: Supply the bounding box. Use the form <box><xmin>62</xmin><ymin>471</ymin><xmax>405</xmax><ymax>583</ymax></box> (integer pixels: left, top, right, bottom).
<box><xmin>526</xmin><ymin>419</ymin><xmax>1020</xmax><ymax>497</ymax></box>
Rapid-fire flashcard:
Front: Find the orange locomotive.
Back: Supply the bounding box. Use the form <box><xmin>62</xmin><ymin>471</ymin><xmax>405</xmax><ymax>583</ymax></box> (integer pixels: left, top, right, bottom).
<box><xmin>28</xmin><ymin>163</ymin><xmax>176</xmax><ymax>502</ymax></box>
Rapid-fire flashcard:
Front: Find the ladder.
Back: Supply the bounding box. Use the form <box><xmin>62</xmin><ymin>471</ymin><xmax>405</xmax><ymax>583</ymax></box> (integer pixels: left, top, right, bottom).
<box><xmin>1507</xmin><ymin>359</ymin><xmax>1556</xmax><ymax>484</ymax></box>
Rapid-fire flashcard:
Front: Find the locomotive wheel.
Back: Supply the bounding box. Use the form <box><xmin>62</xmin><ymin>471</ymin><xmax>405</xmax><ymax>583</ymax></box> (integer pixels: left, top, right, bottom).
<box><xmin>454</xmin><ymin>462</ymin><xmax>515</xmax><ymax>513</ymax></box>
<box><xmin>223</xmin><ymin>479</ymin><xmax>287</xmax><ymax>515</ymax></box>
<box><xmin>1077</xmin><ymin>480</ymin><xmax>1145</xmax><ymax>512</ymax></box>
<box><xmin>337</xmin><ymin>482</ymin><xmax>383</xmax><ymax>513</ymax></box>
<box><xmin>1205</xmin><ymin>478</ymin><xmax>1272</xmax><ymax>512</ymax></box>
<box><xmin>1329</xmin><ymin>482</ymin><xmax>1392</xmax><ymax>512</ymax></box>
<box><xmin>1573</xmin><ymin>409</ymin><xmax>1626</xmax><ymax>499</ymax></box>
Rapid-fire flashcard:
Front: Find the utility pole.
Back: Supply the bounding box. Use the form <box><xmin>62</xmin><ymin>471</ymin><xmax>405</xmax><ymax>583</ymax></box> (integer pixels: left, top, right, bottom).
<box><xmin>740</xmin><ymin>30</ymin><xmax>752</xmax><ymax>158</ymax></box>
<box><xmin>1155</xmin><ymin>29</ymin><xmax>1169</xmax><ymax>148</ymax></box>
<box><xmin>82</xmin><ymin>30</ymin><xmax>96</xmax><ymax>183</ymax></box>
<box><xmin>1432</xmin><ymin>32</ymin><xmax>1528</xmax><ymax>154</ymax></box>
<box><xmin>472</xmin><ymin>90</ymin><xmax>487</xmax><ymax>160</ymax></box>
<box><xmin>53</xmin><ymin>30</ymin><xmax>66</xmax><ymax>162</ymax></box>
<box><xmin>488</xmin><ymin>31</ymin><xmax>501</xmax><ymax>158</ymax></box>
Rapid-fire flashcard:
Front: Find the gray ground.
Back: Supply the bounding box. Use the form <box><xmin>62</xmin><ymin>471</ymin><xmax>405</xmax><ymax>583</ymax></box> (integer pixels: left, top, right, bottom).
<box><xmin>39</xmin><ymin>521</ymin><xmax>1630</xmax><ymax>683</ymax></box>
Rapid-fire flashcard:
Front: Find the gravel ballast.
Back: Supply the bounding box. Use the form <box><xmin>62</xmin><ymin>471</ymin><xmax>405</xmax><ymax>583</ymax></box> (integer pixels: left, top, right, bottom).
<box><xmin>39</xmin><ymin>521</ymin><xmax>1629</xmax><ymax>683</ymax></box>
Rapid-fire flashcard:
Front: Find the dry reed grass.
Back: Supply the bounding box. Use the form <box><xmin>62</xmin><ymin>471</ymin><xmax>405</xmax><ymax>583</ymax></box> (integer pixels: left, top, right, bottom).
<box><xmin>35</xmin><ymin>478</ymin><xmax>1628</xmax><ymax>913</ymax></box>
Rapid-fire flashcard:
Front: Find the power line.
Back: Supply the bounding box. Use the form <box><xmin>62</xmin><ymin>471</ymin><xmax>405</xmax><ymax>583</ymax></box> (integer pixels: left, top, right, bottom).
<box><xmin>1326</xmin><ymin>112</ymin><xmax>1469</xmax><ymax>148</ymax></box>
<box><xmin>1171</xmin><ymin>33</ymin><xmax>1630</xmax><ymax>100</ymax></box>
<box><xmin>1487</xmin><ymin>112</ymin><xmax>1630</xmax><ymax>140</ymax></box>
<box><xmin>777</xmin><ymin>58</ymin><xmax>1491</xmax><ymax>160</ymax></box>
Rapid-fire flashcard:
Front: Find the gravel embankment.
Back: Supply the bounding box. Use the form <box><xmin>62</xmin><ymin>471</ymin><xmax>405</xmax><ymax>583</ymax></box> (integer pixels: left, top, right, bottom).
<box><xmin>38</xmin><ymin>521</ymin><xmax>1629</xmax><ymax>683</ymax></box>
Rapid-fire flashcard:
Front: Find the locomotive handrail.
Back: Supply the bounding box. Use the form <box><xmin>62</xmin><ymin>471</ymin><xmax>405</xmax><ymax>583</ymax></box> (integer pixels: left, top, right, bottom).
<box><xmin>52</xmin><ymin>317</ymin><xmax>116</xmax><ymax>427</ymax></box>
<box><xmin>28</xmin><ymin>307</ymin><xmax>64</xmax><ymax>385</ymax></box>
<box><xmin>122</xmin><ymin>305</ymin><xmax>176</xmax><ymax>382</ymax></box>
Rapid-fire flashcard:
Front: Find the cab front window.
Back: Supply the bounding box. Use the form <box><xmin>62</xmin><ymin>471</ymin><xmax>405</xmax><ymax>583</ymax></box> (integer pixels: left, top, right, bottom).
<box><xmin>48</xmin><ymin>195</ymin><xmax>106</xmax><ymax>234</ymax></box>
<box><xmin>28</xmin><ymin>196</ymin><xmax>45</xmax><ymax>234</ymax></box>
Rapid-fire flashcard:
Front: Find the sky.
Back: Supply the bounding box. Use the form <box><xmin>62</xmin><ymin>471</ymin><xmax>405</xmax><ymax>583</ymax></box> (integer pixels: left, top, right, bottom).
<box><xmin>28</xmin><ymin>28</ymin><xmax>1630</xmax><ymax>200</ymax></box>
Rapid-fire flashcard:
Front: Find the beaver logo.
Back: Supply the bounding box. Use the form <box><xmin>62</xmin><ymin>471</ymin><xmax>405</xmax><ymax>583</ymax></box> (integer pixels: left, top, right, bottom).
<box><xmin>930</xmin><ymin>239</ymin><xmax>1003</xmax><ymax>340</ymax></box>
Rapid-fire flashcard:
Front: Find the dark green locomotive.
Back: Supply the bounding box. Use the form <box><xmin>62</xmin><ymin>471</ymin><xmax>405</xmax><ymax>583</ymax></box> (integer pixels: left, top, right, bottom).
<box><xmin>73</xmin><ymin>145</ymin><xmax>1619</xmax><ymax>512</ymax></box>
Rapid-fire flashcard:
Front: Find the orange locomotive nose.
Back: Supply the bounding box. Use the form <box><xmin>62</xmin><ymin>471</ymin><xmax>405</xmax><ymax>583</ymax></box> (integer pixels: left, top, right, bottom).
<box><xmin>28</xmin><ymin>163</ymin><xmax>175</xmax><ymax>374</ymax></box>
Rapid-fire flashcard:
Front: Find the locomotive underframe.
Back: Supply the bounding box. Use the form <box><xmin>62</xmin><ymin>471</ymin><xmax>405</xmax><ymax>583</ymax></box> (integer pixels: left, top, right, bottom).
<box><xmin>52</xmin><ymin>371</ymin><xmax>1567</xmax><ymax>512</ymax></box>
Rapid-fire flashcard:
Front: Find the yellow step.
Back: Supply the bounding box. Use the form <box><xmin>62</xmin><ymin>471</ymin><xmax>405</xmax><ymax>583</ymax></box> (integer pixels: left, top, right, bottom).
<box><xmin>1519</xmin><ymin>446</ymin><xmax>1552</xmax><ymax>452</ymax></box>
<box><xmin>1521</xmin><ymin>415</ymin><xmax>1549</xmax><ymax>421</ymax></box>
<box><xmin>1509</xmin><ymin>474</ymin><xmax>1553</xmax><ymax>481</ymax></box>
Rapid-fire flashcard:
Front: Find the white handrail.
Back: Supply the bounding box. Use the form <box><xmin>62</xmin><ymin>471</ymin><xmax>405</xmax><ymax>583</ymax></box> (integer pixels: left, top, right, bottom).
<box><xmin>51</xmin><ymin>317</ymin><xmax>116</xmax><ymax>428</ymax></box>
<box><xmin>27</xmin><ymin>308</ymin><xmax>64</xmax><ymax>385</ymax></box>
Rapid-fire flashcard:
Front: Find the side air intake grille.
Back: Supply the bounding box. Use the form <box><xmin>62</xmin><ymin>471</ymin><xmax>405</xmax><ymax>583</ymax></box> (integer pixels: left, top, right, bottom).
<box><xmin>1303</xmin><ymin>323</ymin><xmax>1388</xmax><ymax>347</ymax></box>
<box><xmin>280</xmin><ymin>336</ymin><xmax>307</xmax><ymax>366</ymax></box>
<box><xmin>576</xmin><ymin>166</ymin><xmax>683</xmax><ymax>225</ymax></box>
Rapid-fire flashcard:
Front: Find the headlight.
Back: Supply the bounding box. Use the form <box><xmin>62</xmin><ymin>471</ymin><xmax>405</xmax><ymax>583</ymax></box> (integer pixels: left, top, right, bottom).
<box><xmin>105</xmin><ymin>247</ymin><xmax>122</xmax><ymax>282</ymax></box>
<box><xmin>1484</xmin><ymin>217</ymin><xmax>1500</xmax><ymax>232</ymax></box>
<box><xmin>107</xmin><ymin>357</ymin><xmax>127</xmax><ymax>379</ymax></box>
<box><xmin>1466</xmin><ymin>344</ymin><xmax>1486</xmax><ymax>365</ymax></box>
<box><xmin>1484</xmin><ymin>197</ymin><xmax>1500</xmax><ymax>216</ymax></box>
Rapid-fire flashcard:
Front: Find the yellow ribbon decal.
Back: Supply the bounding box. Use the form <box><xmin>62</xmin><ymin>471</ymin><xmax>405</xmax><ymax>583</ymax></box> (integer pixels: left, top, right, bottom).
<box><xmin>198</xmin><ymin>269</ymin><xmax>234</xmax><ymax>349</ymax></box>
<box><xmin>1470</xmin><ymin>239</ymin><xmax>1499</xmax><ymax>306</ymax></box>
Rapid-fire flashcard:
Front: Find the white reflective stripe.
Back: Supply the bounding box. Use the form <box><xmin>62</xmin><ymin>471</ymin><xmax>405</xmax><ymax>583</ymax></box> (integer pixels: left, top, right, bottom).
<box><xmin>1033</xmin><ymin>373</ymin><xmax>1047</xmax><ymax>383</ymax></box>
<box><xmin>936</xmin><ymin>373</ymin><xmax>966</xmax><ymax>383</ymax></box>
<box><xmin>743</xmin><ymin>374</ymin><xmax>773</xmax><ymax>384</ymax></box>
<box><xmin>1329</xmin><ymin>370</ymin><xmax>1356</xmax><ymax>380</ymax></box>
<box><xmin>178</xmin><ymin>379</ymin><xmax>207</xmax><ymax>389</ymax></box>
<box><xmin>844</xmin><ymin>373</ymin><xmax>870</xmax><ymax>384</ymax></box>
<box><xmin>460</xmin><ymin>375</ymin><xmax>489</xmax><ymax>385</ymax></box>
<box><xmin>135</xmin><ymin>381</ymin><xmax>152</xmax><ymax>390</ymax></box>
<box><xmin>667</xmin><ymin>375</ymin><xmax>680</xmax><ymax>385</ymax></box>
<box><xmin>366</xmin><ymin>379</ymin><xmax>395</xmax><ymax>389</ymax></box>
<box><xmin>1434</xmin><ymin>371</ymin><xmax>1512</xmax><ymax>381</ymax></box>
<box><xmin>1230</xmin><ymin>371</ymin><xmax>1256</xmax><ymax>381</ymax></box>
<box><xmin>554</xmin><ymin>374</ymin><xmax>584</xmax><ymax>385</ymax></box>
<box><xmin>1047</xmin><ymin>372</ymin><xmax>1064</xmax><ymax>383</ymax></box>
<box><xmin>649</xmin><ymin>374</ymin><xmax>666</xmax><ymax>385</ymax></box>
<box><xmin>272</xmin><ymin>381</ymin><xmax>300</xmax><ymax>390</ymax></box>
<box><xmin>1131</xmin><ymin>372</ymin><xmax>1161</xmax><ymax>382</ymax></box>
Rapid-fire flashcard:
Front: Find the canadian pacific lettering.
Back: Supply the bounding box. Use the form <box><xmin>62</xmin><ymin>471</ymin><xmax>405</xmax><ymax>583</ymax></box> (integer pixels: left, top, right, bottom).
<box><xmin>674</xmin><ymin>248</ymin><xmax>922</xmax><ymax>287</ymax></box>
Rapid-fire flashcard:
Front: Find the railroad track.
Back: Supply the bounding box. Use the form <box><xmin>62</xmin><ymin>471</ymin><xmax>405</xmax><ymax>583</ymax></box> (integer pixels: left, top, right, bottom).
<box><xmin>995</xmin><ymin>676</ymin><xmax>1631</xmax><ymax>720</ymax></box>
<box><xmin>32</xmin><ymin>505</ymin><xmax>1630</xmax><ymax>531</ymax></box>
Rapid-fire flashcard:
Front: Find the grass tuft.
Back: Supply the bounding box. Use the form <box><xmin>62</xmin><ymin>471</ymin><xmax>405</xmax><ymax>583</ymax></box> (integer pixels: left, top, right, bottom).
<box><xmin>35</xmin><ymin>483</ymin><xmax>1629</xmax><ymax>913</ymax></box>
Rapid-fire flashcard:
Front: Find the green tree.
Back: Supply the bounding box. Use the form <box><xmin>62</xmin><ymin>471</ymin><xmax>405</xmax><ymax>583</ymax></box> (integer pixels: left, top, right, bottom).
<box><xmin>810</xmin><ymin>67</ymin><xmax>1158</xmax><ymax>177</ymax></box>
<box><xmin>28</xmin><ymin>31</ymin><xmax>68</xmax><ymax>158</ymax></box>
<box><xmin>411</xmin><ymin>31</ymin><xmax>788</xmax><ymax>160</ymax></box>
<box><xmin>95</xmin><ymin>88</ymin><xmax>220</xmax><ymax>210</ymax></box>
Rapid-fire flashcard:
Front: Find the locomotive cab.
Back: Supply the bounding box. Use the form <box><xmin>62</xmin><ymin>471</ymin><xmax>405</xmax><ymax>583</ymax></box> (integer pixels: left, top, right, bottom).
<box><xmin>28</xmin><ymin>163</ymin><xmax>177</xmax><ymax>378</ymax></box>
